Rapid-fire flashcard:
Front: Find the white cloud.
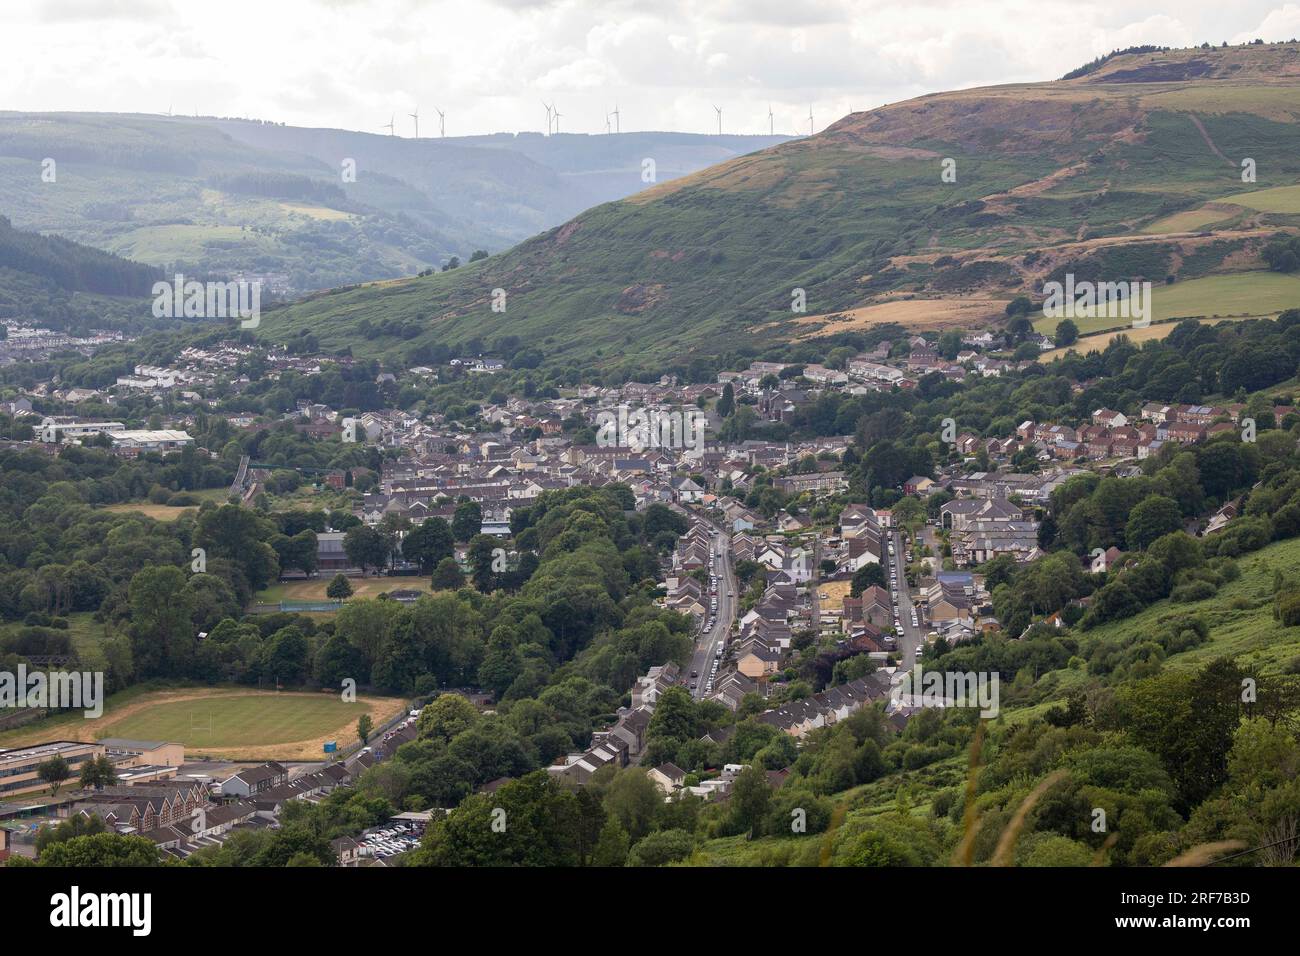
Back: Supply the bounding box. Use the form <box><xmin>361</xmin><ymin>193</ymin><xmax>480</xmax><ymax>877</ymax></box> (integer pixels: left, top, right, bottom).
<box><xmin>0</xmin><ymin>0</ymin><xmax>1296</xmax><ymax>136</ymax></box>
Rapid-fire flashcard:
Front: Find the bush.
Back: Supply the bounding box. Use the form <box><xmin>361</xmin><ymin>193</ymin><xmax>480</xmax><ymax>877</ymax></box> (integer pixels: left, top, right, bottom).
<box><xmin>626</xmin><ymin>829</ymin><xmax>694</xmax><ymax>867</ymax></box>
<box><xmin>1277</xmin><ymin>591</ymin><xmax>1300</xmax><ymax>628</ymax></box>
<box><xmin>1170</xmin><ymin>580</ymin><xmax>1218</xmax><ymax>603</ymax></box>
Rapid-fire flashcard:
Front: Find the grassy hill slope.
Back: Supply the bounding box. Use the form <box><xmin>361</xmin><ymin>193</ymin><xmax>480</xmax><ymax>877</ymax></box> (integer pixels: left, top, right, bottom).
<box><xmin>259</xmin><ymin>43</ymin><xmax>1300</xmax><ymax>372</ymax></box>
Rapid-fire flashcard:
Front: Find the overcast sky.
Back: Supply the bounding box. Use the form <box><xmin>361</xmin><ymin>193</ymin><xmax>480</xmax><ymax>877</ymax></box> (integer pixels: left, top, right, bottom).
<box><xmin>4</xmin><ymin>0</ymin><xmax>1300</xmax><ymax>138</ymax></box>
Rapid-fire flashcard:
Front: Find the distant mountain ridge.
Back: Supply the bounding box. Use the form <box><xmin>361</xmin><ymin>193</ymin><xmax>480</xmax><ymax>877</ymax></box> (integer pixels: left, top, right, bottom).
<box><xmin>0</xmin><ymin>111</ymin><xmax>788</xmax><ymax>295</ymax></box>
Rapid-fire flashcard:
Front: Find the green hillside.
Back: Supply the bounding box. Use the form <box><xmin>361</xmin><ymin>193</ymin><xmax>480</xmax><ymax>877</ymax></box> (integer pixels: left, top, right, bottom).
<box><xmin>259</xmin><ymin>43</ymin><xmax>1300</xmax><ymax>373</ymax></box>
<box><xmin>0</xmin><ymin>214</ymin><xmax>157</xmax><ymax>329</ymax></box>
<box><xmin>0</xmin><ymin>112</ymin><xmax>786</xmax><ymax>296</ymax></box>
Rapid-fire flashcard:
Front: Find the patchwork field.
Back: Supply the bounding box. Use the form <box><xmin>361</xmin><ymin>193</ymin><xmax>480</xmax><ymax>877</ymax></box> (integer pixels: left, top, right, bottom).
<box><xmin>99</xmin><ymin>488</ymin><xmax>233</xmax><ymax>521</ymax></box>
<box><xmin>792</xmin><ymin>296</ymin><xmax>1011</xmax><ymax>339</ymax></box>
<box><xmin>1033</xmin><ymin>271</ymin><xmax>1300</xmax><ymax>337</ymax></box>
<box><xmin>1222</xmin><ymin>183</ymin><xmax>1300</xmax><ymax>214</ymax></box>
<box><xmin>100</xmin><ymin>502</ymin><xmax>200</xmax><ymax>521</ymax></box>
<box><xmin>1141</xmin><ymin>204</ymin><xmax>1242</xmax><ymax>234</ymax></box>
<box><xmin>1036</xmin><ymin>316</ymin><xmax>1251</xmax><ymax>361</ymax></box>
<box><xmin>0</xmin><ymin>687</ymin><xmax>406</xmax><ymax>761</ymax></box>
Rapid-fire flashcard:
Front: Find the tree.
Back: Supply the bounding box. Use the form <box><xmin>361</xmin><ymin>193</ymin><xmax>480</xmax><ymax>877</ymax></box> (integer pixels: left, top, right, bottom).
<box><xmin>468</xmin><ymin>535</ymin><xmax>499</xmax><ymax>592</ymax></box>
<box><xmin>1113</xmin><ymin>659</ymin><xmax>1243</xmax><ymax>809</ymax></box>
<box><xmin>37</xmin><ymin>755</ymin><xmax>70</xmax><ymax>795</ymax></box>
<box><xmin>627</xmin><ymin>828</ymin><xmax>694</xmax><ymax>867</ymax></box>
<box><xmin>592</xmin><ymin>817</ymin><xmax>630</xmax><ymax>866</ymax></box>
<box><xmin>357</xmin><ymin>714</ymin><xmax>373</xmax><ymax>744</ymax></box>
<box><xmin>729</xmin><ymin>765</ymin><xmax>772</xmax><ymax>838</ymax></box>
<box><xmin>194</xmin><ymin>504</ymin><xmax>279</xmax><ymax>589</ymax></box>
<box><xmin>1005</xmin><ymin>295</ymin><xmax>1033</xmax><ymax>317</ymax></box>
<box><xmin>1054</xmin><ymin>319</ymin><xmax>1079</xmax><ymax>347</ymax></box>
<box><xmin>273</xmin><ymin>529</ymin><xmax>318</xmax><ymax>575</ymax></box>
<box><xmin>402</xmin><ymin>517</ymin><xmax>455</xmax><ymax>572</ymax></box>
<box><xmin>35</xmin><ymin>814</ymin><xmax>106</xmax><ymax>856</ymax></box>
<box><xmin>128</xmin><ymin>565</ymin><xmax>197</xmax><ymax>679</ymax></box>
<box><xmin>264</xmin><ymin>625</ymin><xmax>311</xmax><ymax>685</ymax></box>
<box><xmin>344</xmin><ymin>525</ymin><xmax>392</xmax><ymax>572</ymax></box>
<box><xmin>851</xmin><ymin>562</ymin><xmax>887</xmax><ymax>596</ymax></box>
<box><xmin>79</xmin><ymin>755</ymin><xmax>117</xmax><ymax>790</ymax></box>
<box><xmin>431</xmin><ymin>557</ymin><xmax>465</xmax><ymax>590</ymax></box>
<box><xmin>326</xmin><ymin>573</ymin><xmax>354</xmax><ymax>600</ymax></box>
<box><xmin>38</xmin><ymin>833</ymin><xmax>160</xmax><ymax>867</ymax></box>
<box><xmin>452</xmin><ymin>500</ymin><xmax>483</xmax><ymax>541</ymax></box>
<box><xmin>418</xmin><ymin>694</ymin><xmax>480</xmax><ymax>742</ymax></box>
<box><xmin>603</xmin><ymin>769</ymin><xmax>661</xmax><ymax>843</ymax></box>
<box><xmin>717</xmin><ymin>382</ymin><xmax>735</xmax><ymax>418</ymax></box>
<box><xmin>1126</xmin><ymin>495</ymin><xmax>1183</xmax><ymax>551</ymax></box>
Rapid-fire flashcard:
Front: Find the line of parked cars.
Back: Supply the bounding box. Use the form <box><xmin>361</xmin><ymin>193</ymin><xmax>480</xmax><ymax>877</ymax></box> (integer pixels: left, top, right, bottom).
<box><xmin>360</xmin><ymin>822</ymin><xmax>421</xmax><ymax>858</ymax></box>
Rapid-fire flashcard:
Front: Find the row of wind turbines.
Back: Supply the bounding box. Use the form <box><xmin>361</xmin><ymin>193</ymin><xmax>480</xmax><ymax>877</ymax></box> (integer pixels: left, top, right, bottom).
<box><xmin>383</xmin><ymin>106</ymin><xmax>446</xmax><ymax>138</ymax></box>
<box><xmin>378</xmin><ymin>102</ymin><xmax>817</xmax><ymax>138</ymax></box>
<box><xmin>715</xmin><ymin>104</ymin><xmax>814</xmax><ymax>136</ymax></box>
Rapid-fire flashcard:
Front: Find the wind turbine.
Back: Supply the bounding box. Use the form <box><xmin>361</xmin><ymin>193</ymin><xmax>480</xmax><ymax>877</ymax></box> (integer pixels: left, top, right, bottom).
<box><xmin>542</xmin><ymin>101</ymin><xmax>553</xmax><ymax>135</ymax></box>
<box><xmin>382</xmin><ymin>114</ymin><xmax>395</xmax><ymax>136</ymax></box>
<box><xmin>611</xmin><ymin>103</ymin><xmax>620</xmax><ymax>133</ymax></box>
<box><xmin>713</xmin><ymin>105</ymin><xmax>722</xmax><ymax>135</ymax></box>
<box><xmin>605</xmin><ymin>112</ymin><xmax>611</xmax><ymax>134</ymax></box>
<box><xmin>808</xmin><ymin>105</ymin><xmax>814</xmax><ymax>136</ymax></box>
<box><xmin>409</xmin><ymin>107</ymin><xmax>420</xmax><ymax>138</ymax></box>
<box><xmin>435</xmin><ymin>107</ymin><xmax>445</xmax><ymax>137</ymax></box>
<box><xmin>552</xmin><ymin>104</ymin><xmax>561</xmax><ymax>133</ymax></box>
<box><xmin>767</xmin><ymin>104</ymin><xmax>774</xmax><ymax>136</ymax></box>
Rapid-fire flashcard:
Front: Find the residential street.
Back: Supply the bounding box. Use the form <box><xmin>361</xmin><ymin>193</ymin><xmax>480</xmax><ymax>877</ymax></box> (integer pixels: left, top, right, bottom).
<box><xmin>888</xmin><ymin>529</ymin><xmax>925</xmax><ymax>667</ymax></box>
<box><xmin>689</xmin><ymin>520</ymin><xmax>738</xmax><ymax>698</ymax></box>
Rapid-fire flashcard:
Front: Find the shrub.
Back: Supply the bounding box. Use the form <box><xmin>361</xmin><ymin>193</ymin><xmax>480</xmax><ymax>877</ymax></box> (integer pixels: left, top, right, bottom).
<box><xmin>1277</xmin><ymin>591</ymin><xmax>1300</xmax><ymax>628</ymax></box>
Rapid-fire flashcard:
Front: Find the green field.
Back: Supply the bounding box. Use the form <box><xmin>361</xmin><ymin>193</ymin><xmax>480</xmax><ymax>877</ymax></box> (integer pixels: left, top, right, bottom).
<box><xmin>1222</xmin><ymin>183</ymin><xmax>1300</xmax><ymax>214</ymax></box>
<box><xmin>1034</xmin><ymin>271</ymin><xmax>1300</xmax><ymax>336</ymax></box>
<box><xmin>1037</xmin><ymin>316</ymin><xmax>1251</xmax><ymax>361</ymax></box>
<box><xmin>1141</xmin><ymin>204</ymin><xmax>1241</xmax><ymax>234</ymax></box>
<box><xmin>104</xmin><ymin>691</ymin><xmax>371</xmax><ymax>749</ymax></box>
<box><xmin>0</xmin><ymin>687</ymin><xmax>406</xmax><ymax>760</ymax></box>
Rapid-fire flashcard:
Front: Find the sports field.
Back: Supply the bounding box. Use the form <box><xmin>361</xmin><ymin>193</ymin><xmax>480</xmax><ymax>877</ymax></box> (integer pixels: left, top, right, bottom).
<box><xmin>256</xmin><ymin>575</ymin><xmax>435</xmax><ymax>603</ymax></box>
<box><xmin>0</xmin><ymin>687</ymin><xmax>407</xmax><ymax>761</ymax></box>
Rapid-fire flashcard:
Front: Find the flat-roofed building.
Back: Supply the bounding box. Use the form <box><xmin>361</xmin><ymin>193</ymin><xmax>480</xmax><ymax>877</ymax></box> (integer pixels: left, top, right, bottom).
<box><xmin>98</xmin><ymin>738</ymin><xmax>185</xmax><ymax>767</ymax></box>
<box><xmin>0</xmin><ymin>741</ymin><xmax>104</xmax><ymax>797</ymax></box>
<box><xmin>108</xmin><ymin>430</ymin><xmax>194</xmax><ymax>456</ymax></box>
<box><xmin>39</xmin><ymin>417</ymin><xmax>125</xmax><ymax>443</ymax></box>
